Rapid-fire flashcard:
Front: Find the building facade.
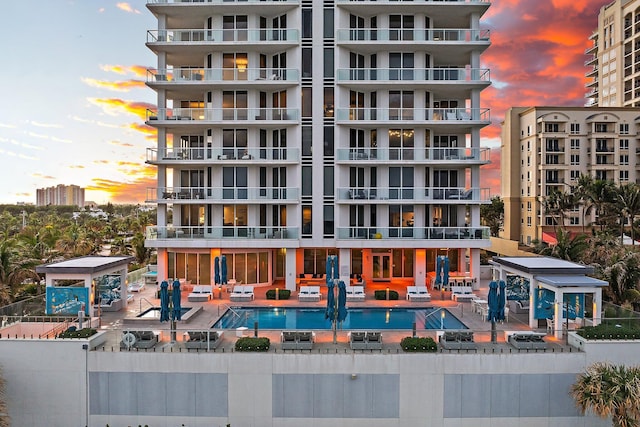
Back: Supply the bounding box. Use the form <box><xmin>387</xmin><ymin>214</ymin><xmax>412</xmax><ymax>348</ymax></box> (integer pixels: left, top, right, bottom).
<box><xmin>585</xmin><ymin>0</ymin><xmax>640</xmax><ymax>107</ymax></box>
<box><xmin>36</xmin><ymin>184</ymin><xmax>85</xmax><ymax>208</ymax></box>
<box><xmin>144</xmin><ymin>0</ymin><xmax>492</xmax><ymax>289</ymax></box>
<box><xmin>501</xmin><ymin>106</ymin><xmax>640</xmax><ymax>246</ymax></box>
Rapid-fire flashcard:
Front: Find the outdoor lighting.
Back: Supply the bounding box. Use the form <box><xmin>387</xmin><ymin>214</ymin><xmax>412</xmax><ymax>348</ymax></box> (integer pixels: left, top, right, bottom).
<box><xmin>440</xmin><ymin>309</ymin><xmax>445</xmax><ymax>329</ymax></box>
<box><xmin>386</xmin><ymin>287</ymin><xmax>390</xmax><ymax>300</ymax></box>
<box><xmin>276</xmin><ymin>287</ymin><xmax>279</xmax><ymax>300</ymax></box>
<box><xmin>236</xmin><ymin>57</ymin><xmax>248</xmax><ymax>72</ymax></box>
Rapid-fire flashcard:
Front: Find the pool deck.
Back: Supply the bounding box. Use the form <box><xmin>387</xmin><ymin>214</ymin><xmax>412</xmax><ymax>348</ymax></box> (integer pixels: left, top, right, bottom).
<box><xmin>96</xmin><ymin>279</ymin><xmax>573</xmax><ymax>353</ymax></box>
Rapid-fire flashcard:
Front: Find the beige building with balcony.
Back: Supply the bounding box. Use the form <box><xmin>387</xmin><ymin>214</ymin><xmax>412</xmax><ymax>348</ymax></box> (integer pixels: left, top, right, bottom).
<box><xmin>585</xmin><ymin>0</ymin><xmax>640</xmax><ymax>107</ymax></box>
<box><xmin>144</xmin><ymin>0</ymin><xmax>492</xmax><ymax>290</ymax></box>
<box><xmin>501</xmin><ymin>106</ymin><xmax>640</xmax><ymax>246</ymax></box>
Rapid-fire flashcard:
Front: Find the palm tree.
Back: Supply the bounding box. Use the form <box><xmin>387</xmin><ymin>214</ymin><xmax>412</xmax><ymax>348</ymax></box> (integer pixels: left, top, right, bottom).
<box><xmin>572</xmin><ymin>362</ymin><xmax>640</xmax><ymax>427</ymax></box>
<box><xmin>616</xmin><ymin>183</ymin><xmax>640</xmax><ymax>245</ymax></box>
<box><xmin>131</xmin><ymin>232</ymin><xmax>152</xmax><ymax>266</ymax></box>
<box><xmin>537</xmin><ymin>228</ymin><xmax>588</xmax><ymax>262</ymax></box>
<box><xmin>542</xmin><ymin>190</ymin><xmax>577</xmax><ymax>232</ymax></box>
<box><xmin>0</xmin><ymin>238</ymin><xmax>40</xmax><ymax>305</ymax></box>
<box><xmin>601</xmin><ymin>251</ymin><xmax>640</xmax><ymax>306</ymax></box>
<box><xmin>578</xmin><ymin>176</ymin><xmax>617</xmax><ymax>233</ymax></box>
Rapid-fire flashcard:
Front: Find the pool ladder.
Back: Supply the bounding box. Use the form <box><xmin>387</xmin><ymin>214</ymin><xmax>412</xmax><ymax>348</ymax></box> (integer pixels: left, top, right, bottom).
<box><xmin>217</xmin><ymin>304</ymin><xmax>244</xmax><ymax>328</ymax></box>
<box><xmin>139</xmin><ymin>297</ymin><xmax>155</xmax><ymax>314</ymax></box>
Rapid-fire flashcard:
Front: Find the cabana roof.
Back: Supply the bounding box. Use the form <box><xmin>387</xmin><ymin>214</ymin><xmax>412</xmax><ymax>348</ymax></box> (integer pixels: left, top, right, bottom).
<box><xmin>36</xmin><ymin>256</ymin><xmax>134</xmax><ymax>275</ymax></box>
<box><xmin>492</xmin><ymin>257</ymin><xmax>594</xmax><ymax>275</ymax></box>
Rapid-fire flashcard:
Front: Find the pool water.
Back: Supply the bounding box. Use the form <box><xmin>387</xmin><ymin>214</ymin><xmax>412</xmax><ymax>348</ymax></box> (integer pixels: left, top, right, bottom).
<box><xmin>137</xmin><ymin>307</ymin><xmax>192</xmax><ymax>319</ymax></box>
<box><xmin>213</xmin><ymin>307</ymin><xmax>467</xmax><ymax>330</ymax></box>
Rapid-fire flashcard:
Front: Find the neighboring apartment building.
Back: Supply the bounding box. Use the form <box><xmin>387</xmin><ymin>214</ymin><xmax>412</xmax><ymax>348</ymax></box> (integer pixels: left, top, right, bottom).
<box><xmin>501</xmin><ymin>106</ymin><xmax>639</xmax><ymax>246</ymax></box>
<box><xmin>585</xmin><ymin>0</ymin><xmax>640</xmax><ymax>107</ymax></box>
<box><xmin>36</xmin><ymin>184</ymin><xmax>85</xmax><ymax>208</ymax></box>
<box><xmin>144</xmin><ymin>0</ymin><xmax>492</xmax><ymax>290</ymax></box>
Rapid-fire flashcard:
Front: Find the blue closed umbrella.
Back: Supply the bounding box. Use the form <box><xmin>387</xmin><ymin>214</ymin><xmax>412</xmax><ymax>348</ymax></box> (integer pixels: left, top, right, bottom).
<box><xmin>172</xmin><ymin>279</ymin><xmax>182</xmax><ymax>321</ymax></box>
<box><xmin>497</xmin><ymin>280</ymin><xmax>506</xmax><ymax>322</ymax></box>
<box><xmin>214</xmin><ymin>256</ymin><xmax>220</xmax><ymax>285</ymax></box>
<box><xmin>435</xmin><ymin>256</ymin><xmax>442</xmax><ymax>285</ymax></box>
<box><xmin>221</xmin><ymin>255</ymin><xmax>228</xmax><ymax>285</ymax></box>
<box><xmin>487</xmin><ymin>280</ymin><xmax>499</xmax><ymax>322</ymax></box>
<box><xmin>337</xmin><ymin>280</ymin><xmax>347</xmax><ymax>322</ymax></box>
<box><xmin>442</xmin><ymin>256</ymin><xmax>450</xmax><ymax>288</ymax></box>
<box><xmin>159</xmin><ymin>280</ymin><xmax>170</xmax><ymax>322</ymax></box>
<box><xmin>325</xmin><ymin>280</ymin><xmax>336</xmax><ymax>320</ymax></box>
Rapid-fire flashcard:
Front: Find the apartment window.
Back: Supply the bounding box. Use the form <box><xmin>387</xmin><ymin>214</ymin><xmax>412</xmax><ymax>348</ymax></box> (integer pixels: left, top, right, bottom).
<box><xmin>595</xmin><ymin>123</ymin><xmax>608</xmax><ymax>132</ymax></box>
<box><xmin>620</xmin><ymin>154</ymin><xmax>629</xmax><ymax>165</ymax></box>
<box><xmin>302</xmin><ymin>87</ymin><xmax>312</xmax><ymax>118</ymax></box>
<box><xmin>389</xmin><ymin>205</ymin><xmax>414</xmax><ymax>237</ymax></box>
<box><xmin>570</xmin><ymin>139</ymin><xmax>580</xmax><ymax>149</ymax></box>
<box><xmin>324</xmin><ymin>9</ymin><xmax>334</xmax><ymax>38</ymax></box>
<box><xmin>302</xmin><ymin>166</ymin><xmax>312</xmax><ymax>196</ymax></box>
<box><xmin>324</xmin><ymin>87</ymin><xmax>334</xmax><ymax>118</ymax></box>
<box><xmin>223</xmin><ymin>15</ymin><xmax>248</xmax><ymax>41</ymax></box>
<box><xmin>323</xmin><ymin>166</ymin><xmax>334</xmax><ymax>196</ymax></box>
<box><xmin>570</xmin><ymin>123</ymin><xmax>580</xmax><ymax>134</ymax></box>
<box><xmin>545</xmin><ymin>217</ymin><xmax>554</xmax><ymax>226</ymax></box>
<box><xmin>222</xmin><ymin>129</ymin><xmax>247</xmax><ymax>159</ymax></box>
<box><xmin>324</xmin><ymin>48</ymin><xmax>334</xmax><ymax>78</ymax></box>
<box><xmin>302</xmin><ymin>9</ymin><xmax>312</xmax><ymax>38</ymax></box>
<box><xmin>222</xmin><ymin>91</ymin><xmax>247</xmax><ymax>119</ymax></box>
<box><xmin>389</xmin><ymin>129</ymin><xmax>414</xmax><ymax>160</ymax></box>
<box><xmin>302</xmin><ymin>125</ymin><xmax>312</xmax><ymax>156</ymax></box>
<box><xmin>595</xmin><ymin>170</ymin><xmax>608</xmax><ymax>180</ymax></box>
<box><xmin>390</xmin><ymin>15</ymin><xmax>414</xmax><ymax>41</ymax></box>
<box><xmin>596</xmin><ymin>155</ymin><xmax>608</xmax><ymax>165</ymax></box>
<box><xmin>620</xmin><ymin>139</ymin><xmax>630</xmax><ymax>150</ymax></box>
<box><xmin>389</xmin><ymin>91</ymin><xmax>414</xmax><ymax>120</ymax></box>
<box><xmin>570</xmin><ymin>217</ymin><xmax>580</xmax><ymax>225</ymax></box>
<box><xmin>302</xmin><ymin>48</ymin><xmax>312</xmax><ymax>78</ymax></box>
<box><xmin>527</xmin><ymin>201</ymin><xmax>532</xmax><ymax>212</ymax></box>
<box><xmin>620</xmin><ymin>170</ymin><xmax>630</xmax><ymax>181</ymax></box>
<box><xmin>301</xmin><ymin>206</ymin><xmax>312</xmax><ymax>236</ymax></box>
<box><xmin>527</xmin><ymin>216</ymin><xmax>532</xmax><ymax>226</ymax></box>
<box><xmin>389</xmin><ymin>167</ymin><xmax>414</xmax><ymax>199</ymax></box>
<box><xmin>389</xmin><ymin>53</ymin><xmax>414</xmax><ymax>80</ymax></box>
<box><xmin>222</xmin><ymin>167</ymin><xmax>247</xmax><ymax>199</ymax></box>
<box><xmin>323</xmin><ymin>205</ymin><xmax>334</xmax><ymax>236</ymax></box>
<box><xmin>570</xmin><ymin>154</ymin><xmax>580</xmax><ymax>165</ymax></box>
<box><xmin>324</xmin><ymin>126</ymin><xmax>334</xmax><ymax>156</ymax></box>
<box><xmin>545</xmin><ymin>155</ymin><xmax>559</xmax><ymax>164</ymax></box>
<box><xmin>570</xmin><ymin>170</ymin><xmax>580</xmax><ymax>181</ymax></box>
<box><xmin>222</xmin><ymin>53</ymin><xmax>248</xmax><ymax>81</ymax></box>
<box><xmin>546</xmin><ymin>139</ymin><xmax>560</xmax><ymax>151</ymax></box>
<box><xmin>545</xmin><ymin>123</ymin><xmax>559</xmax><ymax>132</ymax></box>
<box><xmin>620</xmin><ymin>123</ymin><xmax>629</xmax><ymax>134</ymax></box>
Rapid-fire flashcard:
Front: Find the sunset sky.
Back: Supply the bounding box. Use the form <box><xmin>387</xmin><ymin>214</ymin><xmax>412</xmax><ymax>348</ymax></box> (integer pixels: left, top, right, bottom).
<box><xmin>0</xmin><ymin>0</ymin><xmax>608</xmax><ymax>205</ymax></box>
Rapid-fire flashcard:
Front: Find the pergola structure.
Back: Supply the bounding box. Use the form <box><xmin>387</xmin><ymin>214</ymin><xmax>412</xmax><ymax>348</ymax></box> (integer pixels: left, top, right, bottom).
<box><xmin>490</xmin><ymin>257</ymin><xmax>606</xmax><ymax>339</ymax></box>
<box><xmin>36</xmin><ymin>256</ymin><xmax>134</xmax><ymax>317</ymax></box>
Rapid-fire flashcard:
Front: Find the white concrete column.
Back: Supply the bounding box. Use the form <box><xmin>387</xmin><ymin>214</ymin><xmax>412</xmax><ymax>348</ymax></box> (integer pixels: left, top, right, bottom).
<box><xmin>157</xmin><ymin>248</ymin><xmax>168</xmax><ymax>284</ymax></box>
<box><xmin>529</xmin><ymin>279</ymin><xmax>537</xmax><ymax>329</ymax></box>
<box><xmin>415</xmin><ymin>249</ymin><xmax>427</xmax><ymax>287</ymax></box>
<box><xmin>285</xmin><ymin>248</ymin><xmax>297</xmax><ymax>291</ymax></box>
<box><xmin>339</xmin><ymin>248</ymin><xmax>351</xmax><ymax>285</ymax></box>
<box><xmin>593</xmin><ymin>289</ymin><xmax>602</xmax><ymax>326</ymax></box>
<box><xmin>554</xmin><ymin>290</ymin><xmax>564</xmax><ymax>340</ymax></box>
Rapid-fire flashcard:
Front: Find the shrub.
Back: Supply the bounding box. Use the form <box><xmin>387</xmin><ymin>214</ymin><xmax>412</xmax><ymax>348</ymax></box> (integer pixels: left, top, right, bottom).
<box><xmin>400</xmin><ymin>337</ymin><xmax>438</xmax><ymax>352</ymax></box>
<box><xmin>374</xmin><ymin>289</ymin><xmax>399</xmax><ymax>300</ymax></box>
<box><xmin>266</xmin><ymin>289</ymin><xmax>291</xmax><ymax>300</ymax></box>
<box><xmin>577</xmin><ymin>324</ymin><xmax>640</xmax><ymax>340</ymax></box>
<box><xmin>58</xmin><ymin>327</ymin><xmax>97</xmax><ymax>339</ymax></box>
<box><xmin>235</xmin><ymin>337</ymin><xmax>270</xmax><ymax>352</ymax></box>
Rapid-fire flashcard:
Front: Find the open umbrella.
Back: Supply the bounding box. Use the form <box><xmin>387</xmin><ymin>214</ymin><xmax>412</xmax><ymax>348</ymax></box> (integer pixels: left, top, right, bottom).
<box><xmin>159</xmin><ymin>280</ymin><xmax>170</xmax><ymax>322</ymax></box>
<box><xmin>221</xmin><ymin>255</ymin><xmax>228</xmax><ymax>285</ymax></box>
<box><xmin>172</xmin><ymin>279</ymin><xmax>182</xmax><ymax>321</ymax></box>
<box><xmin>214</xmin><ymin>256</ymin><xmax>220</xmax><ymax>285</ymax></box>
<box><xmin>497</xmin><ymin>280</ymin><xmax>506</xmax><ymax>322</ymax></box>
<box><xmin>337</xmin><ymin>280</ymin><xmax>347</xmax><ymax>322</ymax></box>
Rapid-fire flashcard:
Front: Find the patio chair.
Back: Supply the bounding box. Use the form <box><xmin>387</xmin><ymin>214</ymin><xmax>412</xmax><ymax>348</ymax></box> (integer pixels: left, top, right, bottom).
<box><xmin>188</xmin><ymin>285</ymin><xmax>213</xmax><ymax>302</ymax></box>
<box><xmin>185</xmin><ymin>330</ymin><xmax>223</xmax><ymax>350</ymax></box>
<box><xmin>365</xmin><ymin>331</ymin><xmax>382</xmax><ymax>349</ymax></box>
<box><xmin>281</xmin><ymin>331</ymin><xmax>298</xmax><ymax>350</ymax></box>
<box><xmin>346</xmin><ymin>286</ymin><xmax>365</xmax><ymax>301</ymax></box>
<box><xmin>348</xmin><ymin>331</ymin><xmax>368</xmax><ymax>350</ymax></box>
<box><xmin>546</xmin><ymin>318</ymin><xmax>555</xmax><ymax>334</ymax></box>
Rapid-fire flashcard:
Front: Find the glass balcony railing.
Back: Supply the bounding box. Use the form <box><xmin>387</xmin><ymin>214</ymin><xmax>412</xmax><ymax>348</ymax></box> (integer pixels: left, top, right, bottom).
<box><xmin>336</xmin><ymin>187</ymin><xmax>490</xmax><ymax>202</ymax></box>
<box><xmin>146</xmin><ymin>226</ymin><xmax>298</xmax><ymax>240</ymax></box>
<box><xmin>336</xmin><ymin>226</ymin><xmax>490</xmax><ymax>240</ymax></box>
<box><xmin>336</xmin><ymin>67</ymin><xmax>490</xmax><ymax>83</ymax></box>
<box><xmin>335</xmin><ymin>108</ymin><xmax>490</xmax><ymax>122</ymax></box>
<box><xmin>147</xmin><ymin>67</ymin><xmax>299</xmax><ymax>83</ymax></box>
<box><xmin>147</xmin><ymin>187</ymin><xmax>299</xmax><ymax>202</ymax></box>
<box><xmin>336</xmin><ymin>0</ymin><xmax>489</xmax><ymax>3</ymax></box>
<box><xmin>336</xmin><ymin>28</ymin><xmax>490</xmax><ymax>43</ymax></box>
<box><xmin>146</xmin><ymin>147</ymin><xmax>299</xmax><ymax>163</ymax></box>
<box><xmin>147</xmin><ymin>29</ymin><xmax>300</xmax><ymax>43</ymax></box>
<box><xmin>147</xmin><ymin>108</ymin><xmax>299</xmax><ymax>122</ymax></box>
<box><xmin>336</xmin><ymin>147</ymin><xmax>490</xmax><ymax>162</ymax></box>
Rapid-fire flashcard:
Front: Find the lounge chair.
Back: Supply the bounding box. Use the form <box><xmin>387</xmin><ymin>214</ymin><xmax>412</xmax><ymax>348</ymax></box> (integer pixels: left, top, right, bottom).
<box><xmin>184</xmin><ymin>330</ymin><xmax>224</xmax><ymax>350</ymax></box>
<box><xmin>298</xmin><ymin>286</ymin><xmax>321</xmax><ymax>302</ymax></box>
<box><xmin>229</xmin><ymin>285</ymin><xmax>254</xmax><ymax>302</ymax></box>
<box><xmin>120</xmin><ymin>330</ymin><xmax>158</xmax><ymax>350</ymax></box>
<box><xmin>188</xmin><ymin>285</ymin><xmax>213</xmax><ymax>302</ymax></box>
<box><xmin>281</xmin><ymin>330</ymin><xmax>315</xmax><ymax>350</ymax></box>
<box><xmin>406</xmin><ymin>286</ymin><xmax>431</xmax><ymax>302</ymax></box>
<box><xmin>508</xmin><ymin>332</ymin><xmax>547</xmax><ymax>350</ymax></box>
<box><xmin>451</xmin><ymin>285</ymin><xmax>477</xmax><ymax>302</ymax></box>
<box><xmin>439</xmin><ymin>330</ymin><xmax>477</xmax><ymax>350</ymax></box>
<box><xmin>346</xmin><ymin>286</ymin><xmax>365</xmax><ymax>301</ymax></box>
<box><xmin>348</xmin><ymin>331</ymin><xmax>368</xmax><ymax>350</ymax></box>
<box><xmin>365</xmin><ymin>331</ymin><xmax>382</xmax><ymax>349</ymax></box>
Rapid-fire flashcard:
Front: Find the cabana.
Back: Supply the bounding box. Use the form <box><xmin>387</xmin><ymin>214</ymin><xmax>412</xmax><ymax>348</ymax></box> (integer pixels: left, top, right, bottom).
<box><xmin>490</xmin><ymin>257</ymin><xmax>606</xmax><ymax>339</ymax></box>
<box><xmin>36</xmin><ymin>256</ymin><xmax>134</xmax><ymax>318</ymax></box>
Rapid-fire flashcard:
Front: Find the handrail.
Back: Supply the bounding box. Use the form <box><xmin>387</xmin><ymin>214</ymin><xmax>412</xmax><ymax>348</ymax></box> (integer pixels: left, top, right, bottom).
<box><xmin>139</xmin><ymin>297</ymin><xmax>156</xmax><ymax>314</ymax></box>
<box><xmin>218</xmin><ymin>303</ymin><xmax>241</xmax><ymax>319</ymax></box>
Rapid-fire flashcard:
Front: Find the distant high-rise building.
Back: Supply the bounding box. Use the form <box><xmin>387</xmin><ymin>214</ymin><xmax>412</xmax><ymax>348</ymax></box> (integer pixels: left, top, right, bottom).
<box><xmin>36</xmin><ymin>184</ymin><xmax>85</xmax><ymax>208</ymax></box>
<box><xmin>501</xmin><ymin>106</ymin><xmax>639</xmax><ymax>246</ymax></box>
<box><xmin>585</xmin><ymin>0</ymin><xmax>640</xmax><ymax>107</ymax></box>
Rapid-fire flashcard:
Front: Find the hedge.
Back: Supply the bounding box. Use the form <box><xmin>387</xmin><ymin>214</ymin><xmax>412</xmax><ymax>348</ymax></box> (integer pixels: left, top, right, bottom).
<box><xmin>400</xmin><ymin>337</ymin><xmax>438</xmax><ymax>352</ymax></box>
<box><xmin>577</xmin><ymin>324</ymin><xmax>640</xmax><ymax>340</ymax></box>
<box><xmin>235</xmin><ymin>337</ymin><xmax>271</xmax><ymax>352</ymax></box>
<box><xmin>266</xmin><ymin>289</ymin><xmax>291</xmax><ymax>300</ymax></box>
<box><xmin>374</xmin><ymin>289</ymin><xmax>399</xmax><ymax>300</ymax></box>
<box><xmin>58</xmin><ymin>327</ymin><xmax>97</xmax><ymax>339</ymax></box>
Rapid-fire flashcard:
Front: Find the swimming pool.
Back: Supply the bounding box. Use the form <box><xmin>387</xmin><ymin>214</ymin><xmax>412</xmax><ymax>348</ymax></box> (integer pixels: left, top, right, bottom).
<box><xmin>212</xmin><ymin>307</ymin><xmax>467</xmax><ymax>330</ymax></box>
<box><xmin>137</xmin><ymin>307</ymin><xmax>192</xmax><ymax>319</ymax></box>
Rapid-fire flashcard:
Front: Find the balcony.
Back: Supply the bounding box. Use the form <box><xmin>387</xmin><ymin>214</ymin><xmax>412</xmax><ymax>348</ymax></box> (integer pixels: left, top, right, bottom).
<box><xmin>336</xmin><ymin>67</ymin><xmax>490</xmax><ymax>87</ymax></box>
<box><xmin>147</xmin><ymin>187</ymin><xmax>300</xmax><ymax>203</ymax></box>
<box><xmin>146</xmin><ymin>108</ymin><xmax>299</xmax><ymax>125</ymax></box>
<box><xmin>148</xmin><ymin>0</ymin><xmax>299</xmax><ymax>4</ymax></box>
<box><xmin>337</xmin><ymin>28</ymin><xmax>490</xmax><ymax>44</ymax></box>
<box><xmin>146</xmin><ymin>147</ymin><xmax>299</xmax><ymax>164</ymax></box>
<box><xmin>335</xmin><ymin>107</ymin><xmax>490</xmax><ymax>127</ymax></box>
<box><xmin>335</xmin><ymin>186</ymin><xmax>490</xmax><ymax>203</ymax></box>
<box><xmin>335</xmin><ymin>147</ymin><xmax>490</xmax><ymax>163</ymax></box>
<box><xmin>147</xmin><ymin>67</ymin><xmax>299</xmax><ymax>85</ymax></box>
<box><xmin>147</xmin><ymin>28</ymin><xmax>300</xmax><ymax>48</ymax></box>
<box><xmin>146</xmin><ymin>225</ymin><xmax>298</xmax><ymax>240</ymax></box>
<box><xmin>336</xmin><ymin>226</ymin><xmax>490</xmax><ymax>241</ymax></box>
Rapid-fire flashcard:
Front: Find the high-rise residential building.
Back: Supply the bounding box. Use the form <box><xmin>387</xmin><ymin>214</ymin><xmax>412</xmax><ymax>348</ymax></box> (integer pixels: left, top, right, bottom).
<box><xmin>36</xmin><ymin>184</ymin><xmax>85</xmax><ymax>208</ymax></box>
<box><xmin>144</xmin><ymin>0</ymin><xmax>492</xmax><ymax>289</ymax></box>
<box><xmin>501</xmin><ymin>106</ymin><xmax>639</xmax><ymax>246</ymax></box>
<box><xmin>585</xmin><ymin>0</ymin><xmax>640</xmax><ymax>107</ymax></box>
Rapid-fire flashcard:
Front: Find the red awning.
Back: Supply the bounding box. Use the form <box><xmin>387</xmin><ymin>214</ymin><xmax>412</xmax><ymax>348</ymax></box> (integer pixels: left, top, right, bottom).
<box><xmin>542</xmin><ymin>232</ymin><xmax>557</xmax><ymax>245</ymax></box>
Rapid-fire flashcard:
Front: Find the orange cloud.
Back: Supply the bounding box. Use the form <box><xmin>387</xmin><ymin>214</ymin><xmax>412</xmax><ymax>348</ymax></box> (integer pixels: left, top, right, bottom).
<box><xmin>480</xmin><ymin>148</ymin><xmax>502</xmax><ymax>198</ymax></box>
<box><xmin>110</xmin><ymin>140</ymin><xmax>134</xmax><ymax>147</ymax></box>
<box><xmin>88</xmin><ymin>98</ymin><xmax>155</xmax><ymax>121</ymax></box>
<box><xmin>128</xmin><ymin>122</ymin><xmax>157</xmax><ymax>140</ymax></box>
<box><xmin>88</xmin><ymin>168</ymin><xmax>157</xmax><ymax>203</ymax></box>
<box><xmin>100</xmin><ymin>64</ymin><xmax>149</xmax><ymax>78</ymax></box>
<box><xmin>82</xmin><ymin>77</ymin><xmax>146</xmax><ymax>92</ymax></box>
<box><xmin>116</xmin><ymin>2</ymin><xmax>140</xmax><ymax>14</ymax></box>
